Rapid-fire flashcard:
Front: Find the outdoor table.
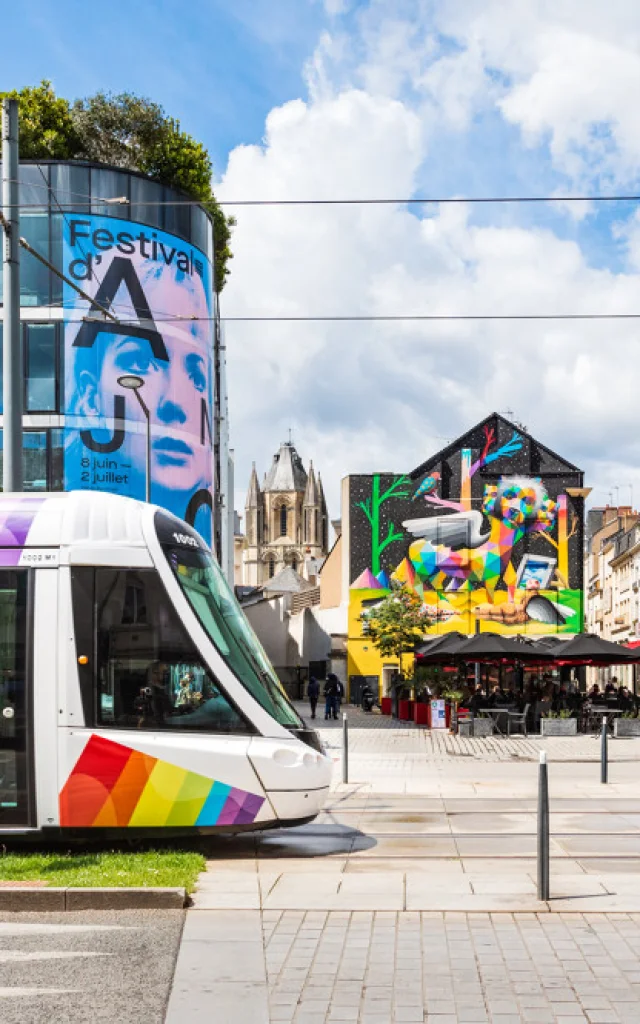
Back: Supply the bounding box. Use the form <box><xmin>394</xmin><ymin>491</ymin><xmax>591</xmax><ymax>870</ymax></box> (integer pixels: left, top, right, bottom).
<box><xmin>589</xmin><ymin>706</ymin><xmax>623</xmax><ymax>734</ymax></box>
<box><xmin>478</xmin><ymin>707</ymin><xmax>517</xmax><ymax>736</ymax></box>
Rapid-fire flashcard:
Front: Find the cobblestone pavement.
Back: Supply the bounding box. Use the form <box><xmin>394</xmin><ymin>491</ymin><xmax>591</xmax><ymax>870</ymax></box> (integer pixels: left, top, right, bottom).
<box><xmin>263</xmin><ymin>909</ymin><xmax>640</xmax><ymax>1024</ymax></box>
<box><xmin>165</xmin><ymin>707</ymin><xmax>640</xmax><ymax>1022</ymax></box>
<box><xmin>294</xmin><ymin>703</ymin><xmax>640</xmax><ymax>763</ymax></box>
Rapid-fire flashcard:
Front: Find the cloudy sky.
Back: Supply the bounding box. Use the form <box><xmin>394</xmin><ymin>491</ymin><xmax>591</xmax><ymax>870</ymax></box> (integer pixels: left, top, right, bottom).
<box><xmin>6</xmin><ymin>0</ymin><xmax>640</xmax><ymax>522</ymax></box>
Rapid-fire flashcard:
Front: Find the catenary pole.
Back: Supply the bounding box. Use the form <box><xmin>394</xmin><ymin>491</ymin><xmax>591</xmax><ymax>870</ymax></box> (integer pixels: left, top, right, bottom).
<box><xmin>1</xmin><ymin>99</ymin><xmax>22</xmax><ymax>492</ymax></box>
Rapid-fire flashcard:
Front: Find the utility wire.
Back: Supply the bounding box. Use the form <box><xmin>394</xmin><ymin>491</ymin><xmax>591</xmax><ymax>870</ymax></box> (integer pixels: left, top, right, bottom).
<box><xmin>71</xmin><ymin>312</ymin><xmax>640</xmax><ymax>324</ymax></box>
<box><xmin>5</xmin><ymin>176</ymin><xmax>640</xmax><ymax>208</ymax></box>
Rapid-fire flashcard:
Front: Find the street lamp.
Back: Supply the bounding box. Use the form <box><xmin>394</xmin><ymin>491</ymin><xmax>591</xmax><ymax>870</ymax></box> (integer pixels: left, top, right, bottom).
<box><xmin>117</xmin><ymin>374</ymin><xmax>151</xmax><ymax>503</ymax></box>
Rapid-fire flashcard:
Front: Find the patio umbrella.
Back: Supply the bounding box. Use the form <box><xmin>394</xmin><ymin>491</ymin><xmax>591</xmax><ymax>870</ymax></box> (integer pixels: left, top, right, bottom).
<box><xmin>415</xmin><ymin>631</ymin><xmax>468</xmax><ymax>662</ymax></box>
<box><xmin>536</xmin><ymin>633</ymin><xmax>640</xmax><ymax>665</ymax></box>
<box><xmin>455</xmin><ymin>632</ymin><xmax>555</xmax><ymax>662</ymax></box>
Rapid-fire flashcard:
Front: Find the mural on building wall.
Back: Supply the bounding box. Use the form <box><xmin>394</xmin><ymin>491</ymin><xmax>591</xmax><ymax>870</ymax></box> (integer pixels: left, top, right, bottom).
<box><xmin>348</xmin><ymin>415</ymin><xmax>585</xmax><ymax>639</ymax></box>
<box><xmin>63</xmin><ymin>214</ymin><xmax>214</xmax><ymax>545</ymax></box>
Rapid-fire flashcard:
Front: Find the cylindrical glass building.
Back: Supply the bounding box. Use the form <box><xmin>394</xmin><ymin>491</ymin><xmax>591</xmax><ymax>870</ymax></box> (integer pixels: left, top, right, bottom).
<box><xmin>0</xmin><ymin>160</ymin><xmax>217</xmax><ymax>546</ymax></box>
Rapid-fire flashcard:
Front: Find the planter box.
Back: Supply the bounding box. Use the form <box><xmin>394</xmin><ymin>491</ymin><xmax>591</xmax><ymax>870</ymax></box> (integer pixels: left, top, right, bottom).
<box><xmin>458</xmin><ymin>720</ymin><xmax>473</xmax><ymax>737</ymax></box>
<box><xmin>398</xmin><ymin>700</ymin><xmax>410</xmax><ymax>721</ymax></box>
<box><xmin>414</xmin><ymin>702</ymin><xmax>429</xmax><ymax>726</ymax></box>
<box><xmin>541</xmin><ymin>717</ymin><xmax>577</xmax><ymax>736</ymax></box>
<box><xmin>407</xmin><ymin>700</ymin><xmax>415</xmax><ymax>719</ymax></box>
<box><xmin>380</xmin><ymin>697</ymin><xmax>392</xmax><ymax>716</ymax></box>
<box><xmin>614</xmin><ymin>718</ymin><xmax>640</xmax><ymax>738</ymax></box>
<box><xmin>473</xmin><ymin>717</ymin><xmax>495</xmax><ymax>737</ymax></box>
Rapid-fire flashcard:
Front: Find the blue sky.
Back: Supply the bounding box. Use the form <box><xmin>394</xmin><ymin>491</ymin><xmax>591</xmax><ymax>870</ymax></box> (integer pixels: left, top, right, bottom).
<box><xmin>4</xmin><ymin>0</ymin><xmax>640</xmax><ymax>513</ymax></box>
<box><xmin>1</xmin><ymin>0</ymin><xmax>333</xmax><ymax>173</ymax></box>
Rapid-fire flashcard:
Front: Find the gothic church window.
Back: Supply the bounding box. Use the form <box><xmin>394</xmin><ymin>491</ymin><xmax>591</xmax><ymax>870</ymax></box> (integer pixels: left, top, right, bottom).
<box><xmin>278</xmin><ymin>504</ymin><xmax>288</xmax><ymax>537</ymax></box>
<box><xmin>267</xmin><ymin>556</ymin><xmax>275</xmax><ymax>579</ymax></box>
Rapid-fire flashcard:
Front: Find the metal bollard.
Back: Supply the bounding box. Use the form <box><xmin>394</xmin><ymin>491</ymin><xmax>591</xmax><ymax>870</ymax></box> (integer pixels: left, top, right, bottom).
<box><xmin>342</xmin><ymin>712</ymin><xmax>348</xmax><ymax>784</ymax></box>
<box><xmin>601</xmin><ymin>715</ymin><xmax>608</xmax><ymax>785</ymax></box>
<box><xmin>537</xmin><ymin>751</ymin><xmax>550</xmax><ymax>901</ymax></box>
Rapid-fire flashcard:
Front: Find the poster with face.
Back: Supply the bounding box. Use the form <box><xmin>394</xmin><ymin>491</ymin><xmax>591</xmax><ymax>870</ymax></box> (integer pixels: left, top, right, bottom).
<box><xmin>63</xmin><ymin>215</ymin><xmax>214</xmax><ymax>546</ymax></box>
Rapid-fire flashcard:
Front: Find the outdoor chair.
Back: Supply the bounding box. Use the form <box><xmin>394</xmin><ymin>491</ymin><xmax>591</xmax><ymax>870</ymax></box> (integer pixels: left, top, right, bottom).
<box><xmin>506</xmin><ymin>703</ymin><xmax>530</xmax><ymax>737</ymax></box>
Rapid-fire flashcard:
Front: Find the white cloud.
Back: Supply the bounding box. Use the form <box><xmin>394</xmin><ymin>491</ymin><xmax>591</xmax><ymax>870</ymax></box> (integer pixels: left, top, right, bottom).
<box><xmin>219</xmin><ymin>0</ymin><xmax>640</xmax><ymax>522</ymax></box>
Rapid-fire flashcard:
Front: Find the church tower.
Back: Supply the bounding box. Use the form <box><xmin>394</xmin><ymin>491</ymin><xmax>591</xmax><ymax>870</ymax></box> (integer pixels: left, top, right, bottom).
<box><xmin>243</xmin><ymin>441</ymin><xmax>329</xmax><ymax>586</ymax></box>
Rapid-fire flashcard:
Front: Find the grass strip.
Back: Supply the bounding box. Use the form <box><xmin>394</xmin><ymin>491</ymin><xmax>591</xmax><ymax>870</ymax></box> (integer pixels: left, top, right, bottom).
<box><xmin>0</xmin><ymin>849</ymin><xmax>205</xmax><ymax>891</ymax></box>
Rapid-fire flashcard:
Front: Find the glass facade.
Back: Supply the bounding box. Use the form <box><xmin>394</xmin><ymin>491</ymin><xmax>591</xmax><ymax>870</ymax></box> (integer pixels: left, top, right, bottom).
<box><xmin>0</xmin><ymin>161</ymin><xmax>214</xmax><ymax>306</ymax></box>
<box><xmin>0</xmin><ymin>428</ymin><xmax>64</xmax><ymax>492</ymax></box>
<box><xmin>0</xmin><ymin>321</ymin><xmax>63</xmax><ymax>416</ymax></box>
<box><xmin>0</xmin><ymin>162</ymin><xmax>216</xmax><ymax>525</ymax></box>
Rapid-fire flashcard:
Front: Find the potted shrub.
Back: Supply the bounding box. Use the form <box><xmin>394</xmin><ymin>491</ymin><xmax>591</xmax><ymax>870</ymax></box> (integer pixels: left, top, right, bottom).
<box><xmin>614</xmin><ymin>713</ymin><xmax>640</xmax><ymax>738</ymax></box>
<box><xmin>380</xmin><ymin>696</ymin><xmax>392</xmax><ymax>716</ymax></box>
<box><xmin>541</xmin><ymin>709</ymin><xmax>577</xmax><ymax>736</ymax></box>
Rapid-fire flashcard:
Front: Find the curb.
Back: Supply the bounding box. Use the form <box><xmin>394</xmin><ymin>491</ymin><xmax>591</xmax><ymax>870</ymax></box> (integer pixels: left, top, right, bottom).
<box><xmin>0</xmin><ymin>887</ymin><xmax>186</xmax><ymax>911</ymax></box>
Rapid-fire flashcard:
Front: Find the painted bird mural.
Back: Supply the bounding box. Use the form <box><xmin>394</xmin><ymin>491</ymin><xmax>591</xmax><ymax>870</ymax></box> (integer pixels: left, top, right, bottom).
<box><xmin>413</xmin><ymin>471</ymin><xmax>441</xmax><ymax>500</ymax></box>
<box><xmin>402</xmin><ymin>476</ymin><xmax>557</xmax><ymax>604</ymax></box>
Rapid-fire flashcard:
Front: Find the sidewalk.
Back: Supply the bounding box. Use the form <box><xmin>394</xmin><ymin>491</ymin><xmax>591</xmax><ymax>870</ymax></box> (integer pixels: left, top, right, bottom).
<box><xmin>165</xmin><ymin>711</ymin><xmax>640</xmax><ymax>1022</ymax></box>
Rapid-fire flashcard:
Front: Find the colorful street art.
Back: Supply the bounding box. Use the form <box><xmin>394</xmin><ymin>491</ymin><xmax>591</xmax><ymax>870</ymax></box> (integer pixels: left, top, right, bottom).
<box><xmin>59</xmin><ymin>734</ymin><xmax>265</xmax><ymax>827</ymax></box>
<box><xmin>354</xmin><ymin>474</ymin><xmax>411</xmax><ymax>575</ymax></box>
<box><xmin>348</xmin><ymin>415</ymin><xmax>585</xmax><ymax>642</ymax></box>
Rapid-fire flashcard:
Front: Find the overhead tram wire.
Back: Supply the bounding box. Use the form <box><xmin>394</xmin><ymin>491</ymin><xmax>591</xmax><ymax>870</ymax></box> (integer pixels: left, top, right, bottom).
<box><xmin>5</xmin><ymin>178</ymin><xmax>640</xmax><ymax>209</ymax></box>
<box><xmin>73</xmin><ymin>311</ymin><xmax>640</xmax><ymax>324</ymax></box>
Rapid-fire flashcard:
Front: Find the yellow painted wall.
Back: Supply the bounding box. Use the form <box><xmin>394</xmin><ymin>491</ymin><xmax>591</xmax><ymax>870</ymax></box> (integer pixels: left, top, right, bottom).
<box><xmin>347</xmin><ymin>588</ymin><xmax>413</xmax><ymax>698</ymax></box>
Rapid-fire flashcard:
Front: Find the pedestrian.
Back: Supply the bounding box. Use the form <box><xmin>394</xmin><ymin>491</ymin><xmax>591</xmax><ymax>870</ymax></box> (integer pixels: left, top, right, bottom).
<box><xmin>307</xmin><ymin>675</ymin><xmax>320</xmax><ymax>719</ymax></box>
<box><xmin>324</xmin><ymin>674</ymin><xmax>339</xmax><ymax>720</ymax></box>
<box><xmin>336</xmin><ymin>677</ymin><xmax>345</xmax><ymax>714</ymax></box>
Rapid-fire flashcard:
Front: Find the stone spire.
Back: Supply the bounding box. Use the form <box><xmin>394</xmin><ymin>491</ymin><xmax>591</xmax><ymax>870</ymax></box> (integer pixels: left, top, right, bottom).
<box><xmin>317</xmin><ymin>472</ymin><xmax>327</xmax><ymax>513</ymax></box>
<box><xmin>245</xmin><ymin>462</ymin><xmax>261</xmax><ymax>508</ymax></box>
<box><xmin>303</xmin><ymin>460</ymin><xmax>319</xmax><ymax>506</ymax></box>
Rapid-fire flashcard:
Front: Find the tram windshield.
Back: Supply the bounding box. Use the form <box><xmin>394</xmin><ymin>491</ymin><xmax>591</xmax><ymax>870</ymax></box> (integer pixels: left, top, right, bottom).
<box><xmin>162</xmin><ymin>540</ymin><xmax>303</xmax><ymax>730</ymax></box>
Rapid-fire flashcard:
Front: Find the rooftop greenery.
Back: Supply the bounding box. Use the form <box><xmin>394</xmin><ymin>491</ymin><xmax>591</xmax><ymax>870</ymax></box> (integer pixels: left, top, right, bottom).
<box><xmin>0</xmin><ymin>81</ymin><xmax>233</xmax><ymax>290</ymax></box>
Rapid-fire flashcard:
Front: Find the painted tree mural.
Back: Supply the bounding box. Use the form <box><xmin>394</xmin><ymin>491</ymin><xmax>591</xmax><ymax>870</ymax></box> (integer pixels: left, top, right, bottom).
<box><xmin>355</xmin><ymin>474</ymin><xmax>411</xmax><ymax>575</ymax></box>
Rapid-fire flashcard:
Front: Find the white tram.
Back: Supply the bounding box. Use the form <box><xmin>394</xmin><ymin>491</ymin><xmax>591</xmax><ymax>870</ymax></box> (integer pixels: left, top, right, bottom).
<box><xmin>0</xmin><ymin>491</ymin><xmax>331</xmax><ymax>835</ymax></box>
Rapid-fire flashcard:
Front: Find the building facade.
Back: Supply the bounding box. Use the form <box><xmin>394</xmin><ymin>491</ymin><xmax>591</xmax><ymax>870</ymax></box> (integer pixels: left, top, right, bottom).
<box><xmin>316</xmin><ymin>413</ymin><xmax>588</xmax><ymax>701</ymax></box>
<box><xmin>242</xmin><ymin>441</ymin><xmax>329</xmax><ymax>586</ymax></box>
<box><xmin>0</xmin><ymin>159</ymin><xmax>231</xmax><ymax>561</ymax></box>
<box><xmin>585</xmin><ymin>506</ymin><xmax>640</xmax><ymax>689</ymax></box>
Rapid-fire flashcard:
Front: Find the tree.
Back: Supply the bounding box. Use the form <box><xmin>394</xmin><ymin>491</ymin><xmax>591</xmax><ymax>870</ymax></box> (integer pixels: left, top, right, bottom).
<box><xmin>0</xmin><ymin>81</ymin><xmax>81</xmax><ymax>159</ymax></box>
<box><xmin>72</xmin><ymin>93</ymin><xmax>234</xmax><ymax>291</ymax></box>
<box><xmin>2</xmin><ymin>83</ymin><xmax>233</xmax><ymax>289</ymax></box>
<box><xmin>362</xmin><ymin>582</ymin><xmax>430</xmax><ymax>675</ymax></box>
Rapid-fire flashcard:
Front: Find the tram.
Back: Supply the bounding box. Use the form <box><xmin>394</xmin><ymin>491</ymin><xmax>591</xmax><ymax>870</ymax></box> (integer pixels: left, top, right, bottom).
<box><xmin>0</xmin><ymin>491</ymin><xmax>331</xmax><ymax>836</ymax></box>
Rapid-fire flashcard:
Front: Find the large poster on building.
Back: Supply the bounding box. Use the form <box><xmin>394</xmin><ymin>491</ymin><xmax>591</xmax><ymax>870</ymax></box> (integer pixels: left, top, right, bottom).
<box><xmin>63</xmin><ymin>215</ymin><xmax>214</xmax><ymax>545</ymax></box>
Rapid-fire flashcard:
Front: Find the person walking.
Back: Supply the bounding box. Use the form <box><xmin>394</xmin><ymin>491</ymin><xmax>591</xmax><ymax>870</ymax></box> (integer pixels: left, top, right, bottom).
<box><xmin>307</xmin><ymin>676</ymin><xmax>320</xmax><ymax>719</ymax></box>
<box><xmin>324</xmin><ymin>675</ymin><xmax>339</xmax><ymax>720</ymax></box>
<box><xmin>336</xmin><ymin>677</ymin><xmax>345</xmax><ymax>715</ymax></box>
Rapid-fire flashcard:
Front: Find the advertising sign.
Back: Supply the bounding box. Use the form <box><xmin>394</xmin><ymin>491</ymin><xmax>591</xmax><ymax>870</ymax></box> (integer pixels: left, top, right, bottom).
<box><xmin>430</xmin><ymin>699</ymin><xmax>447</xmax><ymax>729</ymax></box>
<box><xmin>63</xmin><ymin>214</ymin><xmax>214</xmax><ymax>545</ymax></box>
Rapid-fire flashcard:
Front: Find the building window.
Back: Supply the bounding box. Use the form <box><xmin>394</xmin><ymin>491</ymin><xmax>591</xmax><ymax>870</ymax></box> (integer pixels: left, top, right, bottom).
<box><xmin>267</xmin><ymin>557</ymin><xmax>275</xmax><ymax>579</ymax></box>
<box><xmin>0</xmin><ymin>428</ymin><xmax>65</xmax><ymax>492</ymax></box>
<box><xmin>279</xmin><ymin>505</ymin><xmax>288</xmax><ymax>537</ymax></box>
<box><xmin>291</xmin><ymin>557</ymin><xmax>298</xmax><ymax>573</ymax></box>
<box><xmin>0</xmin><ymin>323</ymin><xmax>61</xmax><ymax>416</ymax></box>
<box><xmin>86</xmin><ymin>567</ymin><xmax>252</xmax><ymax>734</ymax></box>
<box><xmin>26</xmin><ymin>323</ymin><xmax>57</xmax><ymax>411</ymax></box>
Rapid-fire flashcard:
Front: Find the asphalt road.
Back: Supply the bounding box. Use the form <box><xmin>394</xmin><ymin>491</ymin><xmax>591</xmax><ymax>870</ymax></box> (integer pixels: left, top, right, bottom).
<box><xmin>0</xmin><ymin>909</ymin><xmax>184</xmax><ymax>1024</ymax></box>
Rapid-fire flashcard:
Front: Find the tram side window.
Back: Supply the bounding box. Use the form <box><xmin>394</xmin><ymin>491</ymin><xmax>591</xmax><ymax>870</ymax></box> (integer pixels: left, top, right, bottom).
<box><xmin>93</xmin><ymin>569</ymin><xmax>253</xmax><ymax>734</ymax></box>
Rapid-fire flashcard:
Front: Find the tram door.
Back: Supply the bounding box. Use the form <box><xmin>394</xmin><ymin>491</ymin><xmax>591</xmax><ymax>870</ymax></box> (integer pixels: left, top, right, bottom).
<box><xmin>0</xmin><ymin>571</ymin><xmax>33</xmax><ymax>826</ymax></box>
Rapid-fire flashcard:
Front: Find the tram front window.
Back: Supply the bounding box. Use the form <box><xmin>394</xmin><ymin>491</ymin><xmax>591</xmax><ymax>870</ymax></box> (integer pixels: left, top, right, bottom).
<box><xmin>162</xmin><ymin>542</ymin><xmax>303</xmax><ymax>729</ymax></box>
<box><xmin>92</xmin><ymin>569</ymin><xmax>252</xmax><ymax>734</ymax></box>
